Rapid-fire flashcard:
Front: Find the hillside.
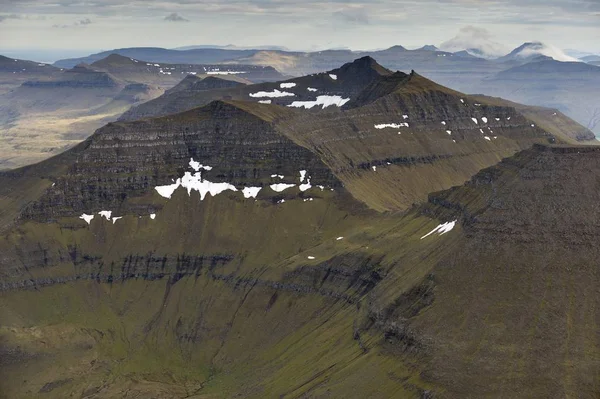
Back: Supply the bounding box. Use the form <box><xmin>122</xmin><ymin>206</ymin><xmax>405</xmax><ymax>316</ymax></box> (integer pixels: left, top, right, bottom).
<box><xmin>0</xmin><ymin>57</ymin><xmax>598</xmax><ymax>398</ymax></box>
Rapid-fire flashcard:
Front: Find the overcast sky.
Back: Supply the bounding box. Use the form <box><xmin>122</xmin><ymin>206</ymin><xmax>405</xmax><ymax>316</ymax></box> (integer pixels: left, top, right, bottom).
<box><xmin>1</xmin><ymin>0</ymin><xmax>599</xmax><ymax>60</ymax></box>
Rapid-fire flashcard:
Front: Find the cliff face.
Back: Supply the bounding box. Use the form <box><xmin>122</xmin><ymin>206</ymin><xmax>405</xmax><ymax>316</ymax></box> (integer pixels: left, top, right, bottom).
<box><xmin>21</xmin><ymin>101</ymin><xmax>341</xmax><ymax>222</ymax></box>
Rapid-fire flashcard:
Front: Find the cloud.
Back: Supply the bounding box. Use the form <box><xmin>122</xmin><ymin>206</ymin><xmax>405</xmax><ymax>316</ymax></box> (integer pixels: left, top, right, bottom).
<box><xmin>332</xmin><ymin>7</ymin><xmax>369</xmax><ymax>25</ymax></box>
<box><xmin>439</xmin><ymin>26</ymin><xmax>510</xmax><ymax>58</ymax></box>
<box><xmin>52</xmin><ymin>17</ymin><xmax>92</xmax><ymax>28</ymax></box>
<box><xmin>164</xmin><ymin>12</ymin><xmax>188</xmax><ymax>22</ymax></box>
<box><xmin>0</xmin><ymin>14</ymin><xmax>20</xmax><ymax>22</ymax></box>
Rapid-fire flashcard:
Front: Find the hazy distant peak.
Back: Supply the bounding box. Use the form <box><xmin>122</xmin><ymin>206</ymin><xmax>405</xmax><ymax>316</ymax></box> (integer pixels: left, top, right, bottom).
<box><xmin>502</xmin><ymin>42</ymin><xmax>580</xmax><ymax>62</ymax></box>
<box><xmin>417</xmin><ymin>45</ymin><xmax>439</xmax><ymax>51</ymax></box>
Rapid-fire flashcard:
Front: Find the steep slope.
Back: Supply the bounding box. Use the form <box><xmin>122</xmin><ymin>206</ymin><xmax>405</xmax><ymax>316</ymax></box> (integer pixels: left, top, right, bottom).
<box><xmin>395</xmin><ymin>144</ymin><xmax>600</xmax><ymax>397</ymax></box>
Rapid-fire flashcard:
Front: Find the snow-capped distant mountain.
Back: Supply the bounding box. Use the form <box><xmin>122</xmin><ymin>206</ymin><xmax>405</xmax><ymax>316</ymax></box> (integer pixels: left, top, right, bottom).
<box><xmin>498</xmin><ymin>42</ymin><xmax>580</xmax><ymax>63</ymax></box>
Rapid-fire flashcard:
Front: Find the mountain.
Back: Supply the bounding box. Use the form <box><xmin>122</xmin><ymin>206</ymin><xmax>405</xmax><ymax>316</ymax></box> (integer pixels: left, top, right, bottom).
<box><xmin>474</xmin><ymin>60</ymin><xmax>600</xmax><ymax>134</ymax></box>
<box><xmin>53</xmin><ymin>47</ymin><xmax>263</xmax><ymax>69</ymax></box>
<box><xmin>0</xmin><ymin>56</ymin><xmax>597</xmax><ymax>399</ymax></box>
<box><xmin>0</xmin><ymin>56</ymin><xmax>597</xmax><ymax>398</ymax></box>
<box><xmin>0</xmin><ymin>60</ymin><xmax>163</xmax><ymax>170</ymax></box>
<box><xmin>581</xmin><ymin>55</ymin><xmax>600</xmax><ymax>63</ymax></box>
<box><xmin>173</xmin><ymin>44</ymin><xmax>289</xmax><ymax>51</ymax></box>
<box><xmin>0</xmin><ymin>52</ymin><xmax>283</xmax><ymax>170</ymax></box>
<box><xmin>0</xmin><ymin>55</ymin><xmax>62</xmax><ymax>95</ymax></box>
<box><xmin>120</xmin><ymin>56</ymin><xmax>393</xmax><ymax>121</ymax></box>
<box><xmin>89</xmin><ymin>53</ymin><xmax>282</xmax><ymax>84</ymax></box>
<box><xmin>497</xmin><ymin>42</ymin><xmax>580</xmax><ymax>63</ymax></box>
<box><xmin>493</xmin><ymin>59</ymin><xmax>600</xmax><ymax>77</ymax></box>
<box><xmin>417</xmin><ymin>45</ymin><xmax>439</xmax><ymax>51</ymax></box>
<box><xmin>50</xmin><ymin>45</ymin><xmax>600</xmax><ymax>137</ymax></box>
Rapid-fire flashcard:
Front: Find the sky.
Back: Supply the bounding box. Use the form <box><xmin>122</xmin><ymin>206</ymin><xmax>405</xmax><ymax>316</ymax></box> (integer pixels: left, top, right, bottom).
<box><xmin>0</xmin><ymin>0</ymin><xmax>599</xmax><ymax>61</ymax></box>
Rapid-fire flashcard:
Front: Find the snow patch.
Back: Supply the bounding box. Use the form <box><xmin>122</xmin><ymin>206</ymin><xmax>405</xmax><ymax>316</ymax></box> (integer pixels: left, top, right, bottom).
<box><xmin>299</xmin><ymin>170</ymin><xmax>307</xmax><ymax>182</ymax></box>
<box><xmin>79</xmin><ymin>214</ymin><xmax>94</xmax><ymax>224</ymax></box>
<box><xmin>441</xmin><ymin>121</ymin><xmax>446</xmax><ymax>125</ymax></box>
<box><xmin>374</xmin><ymin>123</ymin><xmax>409</xmax><ymax>129</ymax></box>
<box><xmin>271</xmin><ymin>174</ymin><xmax>284</xmax><ymax>179</ymax></box>
<box><xmin>402</xmin><ymin>115</ymin><xmax>409</xmax><ymax>119</ymax></box>
<box><xmin>270</xmin><ymin>183</ymin><xmax>295</xmax><ymax>192</ymax></box>
<box><xmin>307</xmin><ymin>87</ymin><xmax>318</xmax><ymax>92</ymax></box>
<box><xmin>307</xmin><ymin>256</ymin><xmax>316</xmax><ymax>259</ymax></box>
<box><xmin>258</xmin><ymin>100</ymin><xmax>272</xmax><ymax>104</ymax></box>
<box><xmin>207</xmin><ymin>71</ymin><xmax>246</xmax><ymax>75</ymax></box>
<box><xmin>329</xmin><ymin>74</ymin><xmax>337</xmax><ymax>80</ymax></box>
<box><xmin>280</xmin><ymin>82</ymin><xmax>296</xmax><ymax>88</ymax></box>
<box><xmin>299</xmin><ymin>179</ymin><xmax>312</xmax><ymax>192</ymax></box>
<box><xmin>112</xmin><ymin>217</ymin><xmax>122</xmax><ymax>224</ymax></box>
<box><xmin>155</xmin><ymin>172</ymin><xmax>237</xmax><ymax>201</ymax></box>
<box><xmin>150</xmin><ymin>213</ymin><xmax>156</xmax><ymax>220</ymax></box>
<box><xmin>471</xmin><ymin>118</ymin><xmax>478</xmax><ymax>124</ymax></box>
<box><xmin>249</xmin><ymin>89</ymin><xmax>295</xmax><ymax>98</ymax></box>
<box><xmin>446</xmin><ymin>130</ymin><xmax>452</xmax><ymax>135</ymax></box>
<box><xmin>98</xmin><ymin>210</ymin><xmax>112</xmax><ymax>221</ymax></box>
<box><xmin>336</xmin><ymin>237</ymin><xmax>344</xmax><ymax>240</ymax></box>
<box><xmin>420</xmin><ymin>220</ymin><xmax>457</xmax><ymax>239</ymax></box>
<box><xmin>189</xmin><ymin>158</ymin><xmax>212</xmax><ymax>171</ymax></box>
<box><xmin>288</xmin><ymin>95</ymin><xmax>350</xmax><ymax>109</ymax></box>
<box><xmin>242</xmin><ymin>187</ymin><xmax>262</xmax><ymax>198</ymax></box>
<box><xmin>372</xmin><ymin>166</ymin><xmax>377</xmax><ymax>171</ymax></box>
<box><xmin>484</xmin><ymin>136</ymin><xmax>491</xmax><ymax>141</ymax></box>
<box><xmin>481</xmin><ymin>117</ymin><xmax>488</xmax><ymax>123</ymax></box>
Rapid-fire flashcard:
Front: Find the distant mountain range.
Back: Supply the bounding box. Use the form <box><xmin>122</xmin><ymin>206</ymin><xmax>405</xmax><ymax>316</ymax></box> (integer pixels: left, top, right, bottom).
<box><xmin>0</xmin><ymin>53</ymin><xmax>285</xmax><ymax>169</ymax></box>
<box><xmin>49</xmin><ymin>43</ymin><xmax>600</xmax><ymax>137</ymax></box>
